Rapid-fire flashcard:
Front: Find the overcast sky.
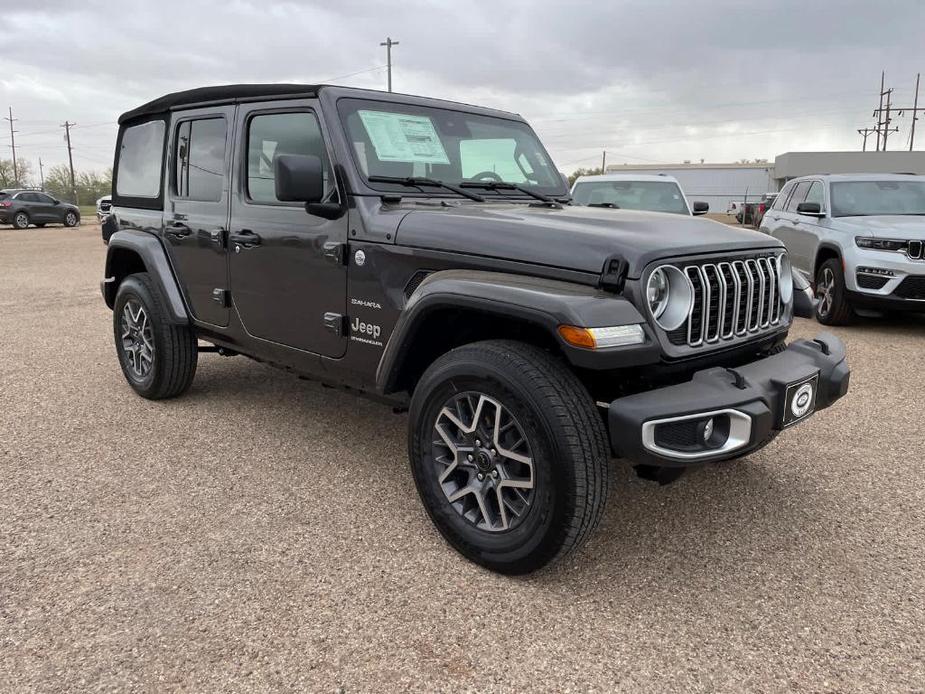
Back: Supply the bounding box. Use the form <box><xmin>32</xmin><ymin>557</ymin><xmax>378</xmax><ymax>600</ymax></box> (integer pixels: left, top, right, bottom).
<box><xmin>1</xmin><ymin>0</ymin><xmax>923</xmax><ymax>179</ymax></box>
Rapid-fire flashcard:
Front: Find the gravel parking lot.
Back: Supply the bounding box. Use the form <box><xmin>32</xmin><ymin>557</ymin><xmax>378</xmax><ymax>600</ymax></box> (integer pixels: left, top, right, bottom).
<box><xmin>1</xmin><ymin>225</ymin><xmax>923</xmax><ymax>692</ymax></box>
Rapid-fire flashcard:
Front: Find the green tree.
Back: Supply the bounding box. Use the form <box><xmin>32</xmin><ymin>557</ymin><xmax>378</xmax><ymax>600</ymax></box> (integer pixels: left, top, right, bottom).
<box><xmin>42</xmin><ymin>165</ymin><xmax>112</xmax><ymax>205</ymax></box>
<box><xmin>0</xmin><ymin>158</ymin><xmax>34</xmax><ymax>188</ymax></box>
<box><xmin>567</xmin><ymin>166</ymin><xmax>604</xmax><ymax>186</ymax></box>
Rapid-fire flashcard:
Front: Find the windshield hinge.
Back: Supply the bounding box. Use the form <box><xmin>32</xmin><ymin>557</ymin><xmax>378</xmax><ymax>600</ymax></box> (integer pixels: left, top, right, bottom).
<box><xmin>599</xmin><ymin>254</ymin><xmax>629</xmax><ymax>293</ymax></box>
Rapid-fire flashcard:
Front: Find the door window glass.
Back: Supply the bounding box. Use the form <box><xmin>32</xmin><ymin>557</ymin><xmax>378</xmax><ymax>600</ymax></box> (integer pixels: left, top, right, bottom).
<box><xmin>18</xmin><ymin>193</ymin><xmax>37</xmax><ymax>202</ymax></box>
<box><xmin>786</xmin><ymin>182</ymin><xmax>811</xmax><ymax>212</ymax></box>
<box><xmin>34</xmin><ymin>193</ymin><xmax>55</xmax><ymax>204</ymax></box>
<box><xmin>773</xmin><ymin>183</ymin><xmax>793</xmax><ymax>210</ymax></box>
<box><xmin>246</xmin><ymin>112</ymin><xmax>329</xmax><ymax>204</ymax></box>
<box><xmin>175</xmin><ymin>118</ymin><xmax>226</xmax><ymax>202</ymax></box>
<box><xmin>803</xmin><ymin>181</ymin><xmax>824</xmax><ymax>210</ymax></box>
<box><xmin>116</xmin><ymin>120</ymin><xmax>166</xmax><ymax>198</ymax></box>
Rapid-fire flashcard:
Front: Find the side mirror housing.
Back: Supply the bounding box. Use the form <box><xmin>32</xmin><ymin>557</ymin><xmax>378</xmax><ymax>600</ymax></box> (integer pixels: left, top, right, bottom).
<box><xmin>796</xmin><ymin>201</ymin><xmax>824</xmax><ymax>217</ymax></box>
<box><xmin>274</xmin><ymin>154</ymin><xmax>325</xmax><ymax>203</ymax></box>
<box><xmin>691</xmin><ymin>201</ymin><xmax>709</xmax><ymax>215</ymax></box>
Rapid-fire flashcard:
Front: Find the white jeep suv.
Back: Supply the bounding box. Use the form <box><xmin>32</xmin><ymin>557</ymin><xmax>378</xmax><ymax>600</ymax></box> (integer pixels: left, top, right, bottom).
<box><xmin>761</xmin><ymin>173</ymin><xmax>925</xmax><ymax>324</ymax></box>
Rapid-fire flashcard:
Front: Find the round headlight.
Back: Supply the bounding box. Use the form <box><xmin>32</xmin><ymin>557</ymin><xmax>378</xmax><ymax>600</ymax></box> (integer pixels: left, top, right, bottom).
<box><xmin>647</xmin><ymin>268</ymin><xmax>670</xmax><ymax>319</ymax></box>
<box><xmin>777</xmin><ymin>254</ymin><xmax>793</xmax><ymax>305</ymax></box>
<box><xmin>646</xmin><ymin>265</ymin><xmax>692</xmax><ymax>331</ymax></box>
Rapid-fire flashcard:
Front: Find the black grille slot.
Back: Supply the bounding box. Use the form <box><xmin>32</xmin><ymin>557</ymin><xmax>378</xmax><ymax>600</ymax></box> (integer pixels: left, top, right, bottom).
<box><xmin>857</xmin><ymin>273</ymin><xmax>889</xmax><ymax>290</ymax></box>
<box><xmin>686</xmin><ymin>267</ymin><xmax>705</xmax><ymax>345</ymax></box>
<box><xmin>894</xmin><ymin>276</ymin><xmax>925</xmax><ymax>300</ymax></box>
<box><xmin>908</xmin><ymin>240</ymin><xmax>923</xmax><ymax>260</ymax></box>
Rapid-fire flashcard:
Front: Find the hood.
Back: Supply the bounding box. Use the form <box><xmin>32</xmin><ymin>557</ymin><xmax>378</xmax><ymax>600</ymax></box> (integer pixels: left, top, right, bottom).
<box><xmin>394</xmin><ymin>203</ymin><xmax>781</xmax><ymax>277</ymax></box>
<box><xmin>833</xmin><ymin>215</ymin><xmax>925</xmax><ymax>240</ymax></box>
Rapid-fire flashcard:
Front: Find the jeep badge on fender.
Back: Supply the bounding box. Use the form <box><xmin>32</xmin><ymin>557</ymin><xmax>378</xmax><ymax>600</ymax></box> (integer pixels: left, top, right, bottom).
<box><xmin>100</xmin><ymin>84</ymin><xmax>850</xmax><ymax>574</ymax></box>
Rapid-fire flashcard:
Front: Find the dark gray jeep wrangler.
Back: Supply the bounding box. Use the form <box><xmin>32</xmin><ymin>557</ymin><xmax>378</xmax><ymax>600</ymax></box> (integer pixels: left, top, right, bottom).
<box><xmin>102</xmin><ymin>84</ymin><xmax>850</xmax><ymax>574</ymax></box>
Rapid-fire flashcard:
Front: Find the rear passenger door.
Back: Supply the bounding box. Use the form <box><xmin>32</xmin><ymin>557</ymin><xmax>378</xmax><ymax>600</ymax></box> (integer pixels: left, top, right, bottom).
<box><xmin>164</xmin><ymin>106</ymin><xmax>234</xmax><ymax>327</ymax></box>
<box><xmin>228</xmin><ymin>101</ymin><xmax>347</xmax><ymax>358</ymax></box>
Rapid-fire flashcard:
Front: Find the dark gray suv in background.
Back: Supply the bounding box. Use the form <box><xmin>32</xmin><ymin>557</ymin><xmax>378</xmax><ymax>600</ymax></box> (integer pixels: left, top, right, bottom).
<box><xmin>0</xmin><ymin>189</ymin><xmax>81</xmax><ymax>229</ymax></box>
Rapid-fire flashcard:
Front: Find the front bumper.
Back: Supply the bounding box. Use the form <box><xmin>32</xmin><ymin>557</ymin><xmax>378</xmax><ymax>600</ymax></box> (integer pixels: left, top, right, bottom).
<box><xmin>608</xmin><ymin>333</ymin><xmax>850</xmax><ymax>466</ymax></box>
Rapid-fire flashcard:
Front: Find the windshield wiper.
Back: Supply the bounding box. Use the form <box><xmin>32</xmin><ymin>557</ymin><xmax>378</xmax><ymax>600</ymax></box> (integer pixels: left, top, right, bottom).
<box><xmin>587</xmin><ymin>202</ymin><xmax>620</xmax><ymax>209</ymax></box>
<box><xmin>459</xmin><ymin>180</ymin><xmax>562</xmax><ymax>204</ymax></box>
<box><xmin>367</xmin><ymin>175</ymin><xmax>484</xmax><ymax>202</ymax></box>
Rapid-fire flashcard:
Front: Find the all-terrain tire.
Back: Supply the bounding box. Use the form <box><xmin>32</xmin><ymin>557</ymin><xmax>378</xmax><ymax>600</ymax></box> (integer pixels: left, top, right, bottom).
<box><xmin>408</xmin><ymin>339</ymin><xmax>609</xmax><ymax>574</ymax></box>
<box><xmin>815</xmin><ymin>258</ymin><xmax>853</xmax><ymax>326</ymax></box>
<box><xmin>113</xmin><ymin>272</ymin><xmax>197</xmax><ymax>400</ymax></box>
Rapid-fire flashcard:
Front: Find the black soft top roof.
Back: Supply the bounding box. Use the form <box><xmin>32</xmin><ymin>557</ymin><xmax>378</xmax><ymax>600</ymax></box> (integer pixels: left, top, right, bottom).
<box><xmin>118</xmin><ymin>83</ymin><xmax>320</xmax><ymax>124</ymax></box>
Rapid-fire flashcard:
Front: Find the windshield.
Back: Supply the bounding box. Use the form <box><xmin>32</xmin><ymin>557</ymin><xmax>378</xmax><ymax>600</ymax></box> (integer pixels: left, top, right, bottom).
<box><xmin>337</xmin><ymin>98</ymin><xmax>567</xmax><ymax>198</ymax></box>
<box><xmin>571</xmin><ymin>180</ymin><xmax>689</xmax><ymax>215</ymax></box>
<box><xmin>830</xmin><ymin>180</ymin><xmax>925</xmax><ymax>217</ymax></box>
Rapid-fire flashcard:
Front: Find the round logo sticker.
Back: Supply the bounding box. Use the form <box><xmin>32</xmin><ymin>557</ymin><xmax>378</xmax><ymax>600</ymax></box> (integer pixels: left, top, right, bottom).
<box><xmin>354</xmin><ymin>250</ymin><xmax>366</xmax><ymax>267</ymax></box>
<box><xmin>791</xmin><ymin>383</ymin><xmax>814</xmax><ymax>419</ymax></box>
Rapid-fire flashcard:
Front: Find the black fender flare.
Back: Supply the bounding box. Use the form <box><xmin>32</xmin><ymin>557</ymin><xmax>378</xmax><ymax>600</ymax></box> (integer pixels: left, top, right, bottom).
<box><xmin>102</xmin><ymin>229</ymin><xmax>190</xmax><ymax>324</ymax></box>
<box><xmin>376</xmin><ymin>269</ymin><xmax>658</xmax><ymax>393</ymax></box>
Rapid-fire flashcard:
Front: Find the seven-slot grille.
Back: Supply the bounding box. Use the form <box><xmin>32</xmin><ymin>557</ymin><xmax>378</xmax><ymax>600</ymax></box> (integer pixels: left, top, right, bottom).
<box><xmin>667</xmin><ymin>254</ymin><xmax>785</xmax><ymax>348</ymax></box>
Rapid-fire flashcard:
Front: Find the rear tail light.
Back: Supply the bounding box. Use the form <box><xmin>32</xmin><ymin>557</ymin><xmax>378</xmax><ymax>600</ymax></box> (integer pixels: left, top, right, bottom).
<box><xmin>0</xmin><ymin>201</ymin><xmax>11</xmax><ymax>207</ymax></box>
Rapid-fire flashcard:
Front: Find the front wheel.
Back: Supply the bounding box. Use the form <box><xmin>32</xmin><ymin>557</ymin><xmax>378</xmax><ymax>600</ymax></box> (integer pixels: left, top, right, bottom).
<box><xmin>64</xmin><ymin>211</ymin><xmax>79</xmax><ymax>227</ymax></box>
<box><xmin>113</xmin><ymin>272</ymin><xmax>198</xmax><ymax>399</ymax></box>
<box><xmin>815</xmin><ymin>258</ymin><xmax>853</xmax><ymax>325</ymax></box>
<box><xmin>408</xmin><ymin>340</ymin><xmax>609</xmax><ymax>574</ymax></box>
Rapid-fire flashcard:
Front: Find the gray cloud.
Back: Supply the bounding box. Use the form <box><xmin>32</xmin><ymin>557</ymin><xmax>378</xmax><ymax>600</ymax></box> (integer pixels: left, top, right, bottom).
<box><xmin>1</xmin><ymin>0</ymin><xmax>923</xmax><ymax>176</ymax></box>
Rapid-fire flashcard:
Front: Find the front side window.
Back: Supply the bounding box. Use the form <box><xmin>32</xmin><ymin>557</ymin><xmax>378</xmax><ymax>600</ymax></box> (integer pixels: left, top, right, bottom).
<box><xmin>34</xmin><ymin>193</ymin><xmax>55</xmax><ymax>204</ymax></box>
<box><xmin>246</xmin><ymin>111</ymin><xmax>329</xmax><ymax>204</ymax></box>
<box><xmin>786</xmin><ymin>182</ymin><xmax>811</xmax><ymax>212</ymax></box>
<box><xmin>116</xmin><ymin>120</ymin><xmax>166</xmax><ymax>198</ymax></box>
<box><xmin>572</xmin><ymin>180</ymin><xmax>689</xmax><ymax>215</ymax></box>
<box><xmin>174</xmin><ymin>118</ymin><xmax>226</xmax><ymax>202</ymax></box>
<box><xmin>803</xmin><ymin>181</ymin><xmax>824</xmax><ymax>210</ymax></box>
<box><xmin>338</xmin><ymin>98</ymin><xmax>565</xmax><ymax>197</ymax></box>
<box><xmin>830</xmin><ymin>180</ymin><xmax>925</xmax><ymax>217</ymax></box>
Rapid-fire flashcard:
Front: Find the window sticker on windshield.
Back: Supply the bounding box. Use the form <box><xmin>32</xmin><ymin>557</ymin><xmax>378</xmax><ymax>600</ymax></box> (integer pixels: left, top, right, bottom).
<box><xmin>358</xmin><ymin>110</ymin><xmax>450</xmax><ymax>165</ymax></box>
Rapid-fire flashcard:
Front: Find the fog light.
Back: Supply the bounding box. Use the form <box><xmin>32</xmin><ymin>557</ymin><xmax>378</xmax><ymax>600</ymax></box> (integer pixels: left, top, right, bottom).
<box><xmin>702</xmin><ymin>418</ymin><xmax>714</xmax><ymax>442</ymax></box>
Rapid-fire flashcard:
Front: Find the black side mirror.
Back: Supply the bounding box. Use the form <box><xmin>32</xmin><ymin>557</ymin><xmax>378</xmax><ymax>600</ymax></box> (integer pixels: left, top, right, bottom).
<box><xmin>691</xmin><ymin>201</ymin><xmax>709</xmax><ymax>215</ymax></box>
<box><xmin>274</xmin><ymin>154</ymin><xmax>325</xmax><ymax>203</ymax></box>
<box><xmin>796</xmin><ymin>201</ymin><xmax>824</xmax><ymax>217</ymax></box>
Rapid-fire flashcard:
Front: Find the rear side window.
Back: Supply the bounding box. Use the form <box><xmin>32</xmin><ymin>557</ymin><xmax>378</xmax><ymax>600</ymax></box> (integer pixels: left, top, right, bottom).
<box><xmin>786</xmin><ymin>182</ymin><xmax>811</xmax><ymax>212</ymax></box>
<box><xmin>772</xmin><ymin>183</ymin><xmax>793</xmax><ymax>210</ymax></box>
<box><xmin>116</xmin><ymin>120</ymin><xmax>166</xmax><ymax>198</ymax></box>
<box><xmin>175</xmin><ymin>118</ymin><xmax>226</xmax><ymax>202</ymax></box>
<box><xmin>246</xmin><ymin>112</ymin><xmax>329</xmax><ymax>204</ymax></box>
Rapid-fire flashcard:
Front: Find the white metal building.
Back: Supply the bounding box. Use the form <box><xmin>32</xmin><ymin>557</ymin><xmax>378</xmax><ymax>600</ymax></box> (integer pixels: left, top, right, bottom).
<box><xmin>602</xmin><ymin>162</ymin><xmax>774</xmax><ymax>213</ymax></box>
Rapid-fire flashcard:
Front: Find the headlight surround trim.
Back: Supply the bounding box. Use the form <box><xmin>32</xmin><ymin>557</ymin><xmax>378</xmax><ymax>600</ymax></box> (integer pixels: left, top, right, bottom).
<box><xmin>646</xmin><ymin>264</ymin><xmax>693</xmax><ymax>332</ymax></box>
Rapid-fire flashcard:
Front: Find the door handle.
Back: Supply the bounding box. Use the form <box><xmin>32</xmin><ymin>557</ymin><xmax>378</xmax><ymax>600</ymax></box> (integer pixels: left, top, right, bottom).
<box><xmin>166</xmin><ymin>223</ymin><xmax>191</xmax><ymax>238</ymax></box>
<box><xmin>229</xmin><ymin>229</ymin><xmax>261</xmax><ymax>246</ymax></box>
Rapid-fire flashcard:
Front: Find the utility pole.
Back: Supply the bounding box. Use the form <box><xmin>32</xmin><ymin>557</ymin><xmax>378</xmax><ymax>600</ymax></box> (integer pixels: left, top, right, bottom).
<box><xmin>62</xmin><ymin>121</ymin><xmax>78</xmax><ymax>204</ymax></box>
<box><xmin>857</xmin><ymin>127</ymin><xmax>876</xmax><ymax>151</ymax></box>
<box><xmin>4</xmin><ymin>107</ymin><xmax>18</xmax><ymax>185</ymax></box>
<box><xmin>883</xmin><ymin>87</ymin><xmax>894</xmax><ymax>150</ymax></box>
<box><xmin>871</xmin><ymin>74</ymin><xmax>924</xmax><ymax>152</ymax></box>
<box><xmin>38</xmin><ymin>157</ymin><xmax>45</xmax><ymax>190</ymax></box>
<box><xmin>601</xmin><ymin>150</ymin><xmax>607</xmax><ymax>173</ymax></box>
<box><xmin>379</xmin><ymin>37</ymin><xmax>399</xmax><ymax>92</ymax></box>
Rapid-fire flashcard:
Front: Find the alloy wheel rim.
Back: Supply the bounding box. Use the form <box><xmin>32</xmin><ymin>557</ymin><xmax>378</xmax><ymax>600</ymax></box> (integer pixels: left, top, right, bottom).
<box><xmin>66</xmin><ymin>213</ymin><xmax>77</xmax><ymax>225</ymax></box>
<box><xmin>431</xmin><ymin>392</ymin><xmax>535</xmax><ymax>532</ymax></box>
<box><xmin>817</xmin><ymin>268</ymin><xmax>835</xmax><ymax>316</ymax></box>
<box><xmin>120</xmin><ymin>300</ymin><xmax>155</xmax><ymax>378</ymax></box>
<box><xmin>15</xmin><ymin>213</ymin><xmax>27</xmax><ymax>227</ymax></box>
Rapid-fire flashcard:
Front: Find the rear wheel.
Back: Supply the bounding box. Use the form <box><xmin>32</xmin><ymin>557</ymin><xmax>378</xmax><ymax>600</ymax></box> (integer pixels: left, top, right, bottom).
<box><xmin>113</xmin><ymin>273</ymin><xmax>198</xmax><ymax>399</ymax></box>
<box><xmin>408</xmin><ymin>340</ymin><xmax>609</xmax><ymax>574</ymax></box>
<box><xmin>64</xmin><ymin>211</ymin><xmax>79</xmax><ymax>227</ymax></box>
<box><xmin>815</xmin><ymin>258</ymin><xmax>853</xmax><ymax>325</ymax></box>
<box><xmin>12</xmin><ymin>212</ymin><xmax>29</xmax><ymax>229</ymax></box>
